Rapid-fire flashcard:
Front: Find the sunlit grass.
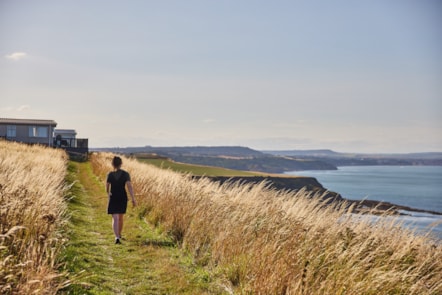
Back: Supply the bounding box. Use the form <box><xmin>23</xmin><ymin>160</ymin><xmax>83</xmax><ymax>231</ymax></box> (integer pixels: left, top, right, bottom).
<box><xmin>61</xmin><ymin>161</ymin><xmax>227</xmax><ymax>294</ymax></box>
<box><xmin>92</xmin><ymin>152</ymin><xmax>442</xmax><ymax>294</ymax></box>
<box><xmin>0</xmin><ymin>140</ymin><xmax>69</xmax><ymax>294</ymax></box>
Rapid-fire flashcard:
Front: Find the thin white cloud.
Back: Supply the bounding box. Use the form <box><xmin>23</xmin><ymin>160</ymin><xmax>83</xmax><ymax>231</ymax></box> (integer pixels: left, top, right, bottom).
<box><xmin>17</xmin><ymin>105</ymin><xmax>31</xmax><ymax>112</ymax></box>
<box><xmin>5</xmin><ymin>52</ymin><xmax>28</xmax><ymax>61</ymax></box>
<box><xmin>202</xmin><ymin>118</ymin><xmax>215</xmax><ymax>123</ymax></box>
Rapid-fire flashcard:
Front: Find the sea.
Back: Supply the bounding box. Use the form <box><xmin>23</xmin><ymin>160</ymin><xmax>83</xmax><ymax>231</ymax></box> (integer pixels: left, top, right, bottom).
<box><xmin>285</xmin><ymin>166</ymin><xmax>442</xmax><ymax>241</ymax></box>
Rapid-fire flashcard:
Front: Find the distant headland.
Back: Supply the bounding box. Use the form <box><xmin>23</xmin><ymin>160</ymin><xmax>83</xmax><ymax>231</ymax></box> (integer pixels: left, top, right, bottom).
<box><xmin>93</xmin><ymin>145</ymin><xmax>442</xmax><ymax>174</ymax></box>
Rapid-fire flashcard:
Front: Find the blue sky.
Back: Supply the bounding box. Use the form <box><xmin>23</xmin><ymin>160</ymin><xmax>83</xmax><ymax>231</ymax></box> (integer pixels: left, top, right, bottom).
<box><xmin>1</xmin><ymin>0</ymin><xmax>441</xmax><ymax>152</ymax></box>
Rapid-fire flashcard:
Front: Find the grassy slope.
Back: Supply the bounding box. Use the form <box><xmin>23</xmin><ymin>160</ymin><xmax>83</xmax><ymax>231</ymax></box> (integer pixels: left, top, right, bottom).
<box><xmin>105</xmin><ymin>154</ymin><xmax>442</xmax><ymax>294</ymax></box>
<box><xmin>138</xmin><ymin>158</ymin><xmax>266</xmax><ymax>176</ymax></box>
<box><xmin>138</xmin><ymin>158</ymin><xmax>325</xmax><ymax>191</ymax></box>
<box><xmin>61</xmin><ymin>161</ymin><xmax>225</xmax><ymax>294</ymax></box>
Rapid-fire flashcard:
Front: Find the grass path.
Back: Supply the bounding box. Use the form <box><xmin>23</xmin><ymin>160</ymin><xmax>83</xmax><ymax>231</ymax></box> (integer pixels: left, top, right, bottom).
<box><xmin>61</xmin><ymin>161</ymin><xmax>224</xmax><ymax>294</ymax></box>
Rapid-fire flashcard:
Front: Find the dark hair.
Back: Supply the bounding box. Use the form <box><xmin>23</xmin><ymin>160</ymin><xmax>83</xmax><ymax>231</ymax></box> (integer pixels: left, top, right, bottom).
<box><xmin>112</xmin><ymin>156</ymin><xmax>122</xmax><ymax>168</ymax></box>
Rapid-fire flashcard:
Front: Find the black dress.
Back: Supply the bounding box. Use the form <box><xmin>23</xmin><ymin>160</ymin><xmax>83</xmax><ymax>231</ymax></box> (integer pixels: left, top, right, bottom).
<box><xmin>106</xmin><ymin>169</ymin><xmax>130</xmax><ymax>214</ymax></box>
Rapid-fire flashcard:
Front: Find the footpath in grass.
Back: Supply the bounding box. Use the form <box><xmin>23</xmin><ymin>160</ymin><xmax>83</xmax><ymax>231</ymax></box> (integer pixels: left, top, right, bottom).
<box><xmin>61</xmin><ymin>161</ymin><xmax>225</xmax><ymax>295</ymax></box>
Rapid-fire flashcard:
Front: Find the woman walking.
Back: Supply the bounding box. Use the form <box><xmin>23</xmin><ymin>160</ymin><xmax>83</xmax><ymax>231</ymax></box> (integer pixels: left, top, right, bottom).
<box><xmin>106</xmin><ymin>156</ymin><xmax>136</xmax><ymax>244</ymax></box>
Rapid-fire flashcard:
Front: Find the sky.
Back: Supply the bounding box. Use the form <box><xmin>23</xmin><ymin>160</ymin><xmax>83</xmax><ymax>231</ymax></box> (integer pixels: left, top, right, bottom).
<box><xmin>1</xmin><ymin>0</ymin><xmax>441</xmax><ymax>153</ymax></box>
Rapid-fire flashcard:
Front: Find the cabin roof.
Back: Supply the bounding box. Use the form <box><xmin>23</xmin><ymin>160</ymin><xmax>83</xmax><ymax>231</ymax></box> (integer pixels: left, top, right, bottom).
<box><xmin>0</xmin><ymin>118</ymin><xmax>57</xmax><ymax>126</ymax></box>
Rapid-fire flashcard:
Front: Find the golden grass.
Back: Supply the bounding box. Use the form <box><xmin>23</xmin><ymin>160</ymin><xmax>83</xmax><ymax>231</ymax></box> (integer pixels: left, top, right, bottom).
<box><xmin>0</xmin><ymin>141</ymin><xmax>69</xmax><ymax>294</ymax></box>
<box><xmin>91</xmin><ymin>152</ymin><xmax>442</xmax><ymax>294</ymax></box>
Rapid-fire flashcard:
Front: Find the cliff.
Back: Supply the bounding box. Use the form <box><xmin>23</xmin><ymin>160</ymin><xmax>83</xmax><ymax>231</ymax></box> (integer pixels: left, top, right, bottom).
<box><xmin>195</xmin><ymin>175</ymin><xmax>442</xmax><ymax>216</ymax></box>
<box><xmin>193</xmin><ymin>175</ymin><xmax>343</xmax><ymax>204</ymax></box>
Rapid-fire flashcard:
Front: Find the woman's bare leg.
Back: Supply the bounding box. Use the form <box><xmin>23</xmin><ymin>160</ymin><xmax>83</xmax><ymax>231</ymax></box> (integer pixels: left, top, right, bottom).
<box><xmin>118</xmin><ymin>214</ymin><xmax>124</xmax><ymax>238</ymax></box>
<box><xmin>112</xmin><ymin>214</ymin><xmax>119</xmax><ymax>238</ymax></box>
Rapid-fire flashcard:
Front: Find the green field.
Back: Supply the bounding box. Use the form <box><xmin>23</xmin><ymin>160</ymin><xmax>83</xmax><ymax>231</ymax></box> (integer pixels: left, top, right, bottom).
<box><xmin>137</xmin><ymin>158</ymin><xmax>265</xmax><ymax>177</ymax></box>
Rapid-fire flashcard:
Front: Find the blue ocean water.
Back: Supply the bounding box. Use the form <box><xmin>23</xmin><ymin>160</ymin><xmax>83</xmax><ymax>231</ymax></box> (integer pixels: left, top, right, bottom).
<box><xmin>285</xmin><ymin>166</ymin><xmax>442</xmax><ymax>240</ymax></box>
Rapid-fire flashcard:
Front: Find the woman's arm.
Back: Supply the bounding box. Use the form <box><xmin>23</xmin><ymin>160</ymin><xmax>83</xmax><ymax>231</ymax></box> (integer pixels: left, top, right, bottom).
<box><xmin>126</xmin><ymin>181</ymin><xmax>136</xmax><ymax>206</ymax></box>
<box><xmin>106</xmin><ymin>182</ymin><xmax>111</xmax><ymax>197</ymax></box>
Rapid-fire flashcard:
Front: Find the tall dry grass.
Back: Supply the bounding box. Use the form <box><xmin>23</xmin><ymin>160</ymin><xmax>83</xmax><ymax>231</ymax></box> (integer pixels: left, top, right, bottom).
<box><xmin>0</xmin><ymin>140</ymin><xmax>69</xmax><ymax>294</ymax></box>
<box><xmin>91</xmin><ymin>152</ymin><xmax>442</xmax><ymax>294</ymax></box>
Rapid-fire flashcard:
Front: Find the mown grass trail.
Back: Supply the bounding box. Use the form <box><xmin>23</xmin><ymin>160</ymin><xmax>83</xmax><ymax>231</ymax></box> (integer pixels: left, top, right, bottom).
<box><xmin>62</xmin><ymin>161</ymin><xmax>224</xmax><ymax>295</ymax></box>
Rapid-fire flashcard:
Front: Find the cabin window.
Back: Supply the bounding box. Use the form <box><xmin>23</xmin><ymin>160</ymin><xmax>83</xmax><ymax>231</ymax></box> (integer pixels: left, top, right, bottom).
<box><xmin>7</xmin><ymin>125</ymin><xmax>16</xmax><ymax>137</ymax></box>
<box><xmin>29</xmin><ymin>126</ymin><xmax>48</xmax><ymax>138</ymax></box>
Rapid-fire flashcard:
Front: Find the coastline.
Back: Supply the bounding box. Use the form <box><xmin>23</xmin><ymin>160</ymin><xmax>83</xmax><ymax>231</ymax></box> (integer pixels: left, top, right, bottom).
<box><xmin>196</xmin><ymin>175</ymin><xmax>442</xmax><ymax>216</ymax></box>
<box><xmin>351</xmin><ymin>199</ymin><xmax>442</xmax><ymax>216</ymax></box>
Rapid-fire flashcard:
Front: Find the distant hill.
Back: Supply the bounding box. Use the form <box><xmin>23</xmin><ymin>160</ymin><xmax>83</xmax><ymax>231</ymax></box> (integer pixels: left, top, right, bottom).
<box><xmin>264</xmin><ymin>150</ymin><xmax>442</xmax><ymax>159</ymax></box>
<box><xmin>92</xmin><ymin>146</ymin><xmax>442</xmax><ymax>172</ymax></box>
<box><xmin>167</xmin><ymin>155</ymin><xmax>336</xmax><ymax>173</ymax></box>
<box><xmin>264</xmin><ymin>150</ymin><xmax>442</xmax><ymax>166</ymax></box>
<box><xmin>93</xmin><ymin>146</ymin><xmax>336</xmax><ymax>173</ymax></box>
<box><xmin>94</xmin><ymin>145</ymin><xmax>264</xmax><ymax>158</ymax></box>
<box><xmin>264</xmin><ymin>149</ymin><xmax>341</xmax><ymax>157</ymax></box>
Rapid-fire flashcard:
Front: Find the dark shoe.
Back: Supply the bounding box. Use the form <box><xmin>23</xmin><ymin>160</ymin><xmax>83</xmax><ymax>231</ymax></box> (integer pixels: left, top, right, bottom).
<box><xmin>115</xmin><ymin>238</ymin><xmax>121</xmax><ymax>244</ymax></box>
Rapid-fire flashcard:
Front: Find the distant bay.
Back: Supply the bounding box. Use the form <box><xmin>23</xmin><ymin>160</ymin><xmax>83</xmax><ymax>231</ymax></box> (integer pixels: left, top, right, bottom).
<box><xmin>286</xmin><ymin>166</ymin><xmax>442</xmax><ymax>240</ymax></box>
